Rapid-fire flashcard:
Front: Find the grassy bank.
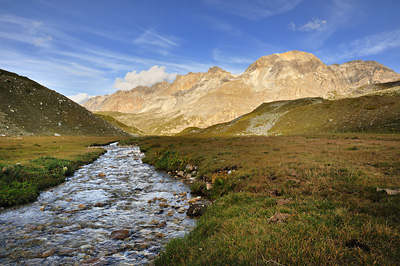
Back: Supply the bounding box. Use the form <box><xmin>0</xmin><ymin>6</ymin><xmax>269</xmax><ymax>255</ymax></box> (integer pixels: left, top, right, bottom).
<box><xmin>121</xmin><ymin>134</ymin><xmax>400</xmax><ymax>265</ymax></box>
<box><xmin>0</xmin><ymin>136</ymin><xmax>121</xmax><ymax>207</ymax></box>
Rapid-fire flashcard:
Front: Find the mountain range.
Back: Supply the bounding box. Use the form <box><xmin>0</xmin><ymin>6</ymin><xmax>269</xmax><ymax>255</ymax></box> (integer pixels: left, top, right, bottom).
<box><xmin>83</xmin><ymin>51</ymin><xmax>400</xmax><ymax>135</ymax></box>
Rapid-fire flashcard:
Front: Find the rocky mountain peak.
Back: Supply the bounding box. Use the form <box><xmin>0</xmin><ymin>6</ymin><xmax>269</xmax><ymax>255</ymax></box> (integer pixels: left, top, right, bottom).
<box><xmin>245</xmin><ymin>50</ymin><xmax>321</xmax><ymax>72</ymax></box>
<box><xmin>206</xmin><ymin>66</ymin><xmax>227</xmax><ymax>74</ymax></box>
<box><xmin>276</xmin><ymin>50</ymin><xmax>320</xmax><ymax>61</ymax></box>
<box><xmin>83</xmin><ymin>51</ymin><xmax>400</xmax><ymax>135</ymax></box>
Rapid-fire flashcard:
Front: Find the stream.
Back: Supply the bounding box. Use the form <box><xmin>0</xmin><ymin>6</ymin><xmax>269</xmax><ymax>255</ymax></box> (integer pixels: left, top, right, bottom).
<box><xmin>0</xmin><ymin>143</ymin><xmax>197</xmax><ymax>265</ymax></box>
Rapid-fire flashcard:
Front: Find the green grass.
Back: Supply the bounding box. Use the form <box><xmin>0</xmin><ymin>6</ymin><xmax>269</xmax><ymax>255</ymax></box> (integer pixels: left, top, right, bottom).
<box><xmin>121</xmin><ymin>134</ymin><xmax>400</xmax><ymax>265</ymax></box>
<box><xmin>0</xmin><ymin>136</ymin><xmax>122</xmax><ymax>207</ymax></box>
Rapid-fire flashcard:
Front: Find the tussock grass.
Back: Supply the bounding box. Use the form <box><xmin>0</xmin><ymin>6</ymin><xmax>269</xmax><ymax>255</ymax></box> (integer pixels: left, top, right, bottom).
<box><xmin>0</xmin><ymin>136</ymin><xmax>122</xmax><ymax>207</ymax></box>
<box><xmin>122</xmin><ymin>134</ymin><xmax>400</xmax><ymax>265</ymax></box>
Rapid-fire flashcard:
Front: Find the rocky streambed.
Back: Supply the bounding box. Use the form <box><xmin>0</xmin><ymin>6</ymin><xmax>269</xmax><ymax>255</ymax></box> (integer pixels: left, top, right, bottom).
<box><xmin>0</xmin><ymin>143</ymin><xmax>201</xmax><ymax>265</ymax></box>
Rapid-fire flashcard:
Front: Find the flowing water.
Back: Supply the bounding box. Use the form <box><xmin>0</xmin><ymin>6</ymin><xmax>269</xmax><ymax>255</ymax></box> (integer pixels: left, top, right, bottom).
<box><xmin>0</xmin><ymin>143</ymin><xmax>197</xmax><ymax>265</ymax></box>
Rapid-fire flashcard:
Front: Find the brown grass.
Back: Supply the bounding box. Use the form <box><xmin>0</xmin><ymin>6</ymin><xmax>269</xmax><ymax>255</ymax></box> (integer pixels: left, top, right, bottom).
<box><xmin>122</xmin><ymin>133</ymin><xmax>400</xmax><ymax>265</ymax></box>
<box><xmin>0</xmin><ymin>136</ymin><xmax>122</xmax><ymax>164</ymax></box>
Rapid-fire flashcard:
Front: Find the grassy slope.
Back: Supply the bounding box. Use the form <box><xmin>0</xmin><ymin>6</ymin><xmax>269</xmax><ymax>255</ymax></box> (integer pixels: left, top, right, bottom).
<box><xmin>0</xmin><ymin>69</ymin><xmax>128</xmax><ymax>136</ymax></box>
<box><xmin>183</xmin><ymin>85</ymin><xmax>400</xmax><ymax>137</ymax></box>
<box><xmin>95</xmin><ymin>110</ymin><xmax>192</xmax><ymax>135</ymax></box>
<box><xmin>0</xmin><ymin>136</ymin><xmax>123</xmax><ymax>207</ymax></box>
<box><xmin>95</xmin><ymin>113</ymin><xmax>144</xmax><ymax>135</ymax></box>
<box><xmin>121</xmin><ymin>134</ymin><xmax>400</xmax><ymax>265</ymax></box>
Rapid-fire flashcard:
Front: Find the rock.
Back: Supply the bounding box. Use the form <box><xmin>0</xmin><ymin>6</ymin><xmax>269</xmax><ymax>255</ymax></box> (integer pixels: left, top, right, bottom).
<box><xmin>206</xmin><ymin>183</ymin><xmax>212</xmax><ymax>190</ymax></box>
<box><xmin>276</xmin><ymin>198</ymin><xmax>292</xmax><ymax>206</ymax></box>
<box><xmin>110</xmin><ymin>229</ymin><xmax>130</xmax><ymax>240</ymax></box>
<box><xmin>186</xmin><ymin>173</ymin><xmax>192</xmax><ymax>179</ymax></box>
<box><xmin>192</xmin><ymin>171</ymin><xmax>197</xmax><ymax>176</ymax></box>
<box><xmin>94</xmin><ymin>202</ymin><xmax>106</xmax><ymax>207</ymax></box>
<box><xmin>377</xmin><ymin>188</ymin><xmax>400</xmax><ymax>195</ymax></box>
<box><xmin>177</xmin><ymin>171</ymin><xmax>185</xmax><ymax>177</ymax></box>
<box><xmin>57</xmin><ymin>247</ymin><xmax>75</xmax><ymax>256</ymax></box>
<box><xmin>41</xmin><ymin>248</ymin><xmax>56</xmax><ymax>258</ymax></box>
<box><xmin>177</xmin><ymin>207</ymin><xmax>186</xmax><ymax>213</ymax></box>
<box><xmin>156</xmin><ymin>233</ymin><xmax>166</xmax><ymax>238</ymax></box>
<box><xmin>186</xmin><ymin>203</ymin><xmax>208</xmax><ymax>217</ymax></box>
<box><xmin>268</xmin><ymin>189</ymin><xmax>281</xmax><ymax>196</ymax></box>
<box><xmin>158</xmin><ymin>221</ymin><xmax>166</xmax><ymax>228</ymax></box>
<box><xmin>188</xmin><ymin>197</ymin><xmax>200</xmax><ymax>204</ymax></box>
<box><xmin>98</xmin><ymin>172</ymin><xmax>106</xmax><ymax>177</ymax></box>
<box><xmin>78</xmin><ymin>204</ymin><xmax>86</xmax><ymax>209</ymax></box>
<box><xmin>149</xmin><ymin>220</ymin><xmax>159</xmax><ymax>226</ymax></box>
<box><xmin>185</xmin><ymin>164</ymin><xmax>194</xmax><ymax>172</ymax></box>
<box><xmin>24</xmin><ymin>224</ymin><xmax>36</xmax><ymax>232</ymax></box>
<box><xmin>267</xmin><ymin>212</ymin><xmax>291</xmax><ymax>223</ymax></box>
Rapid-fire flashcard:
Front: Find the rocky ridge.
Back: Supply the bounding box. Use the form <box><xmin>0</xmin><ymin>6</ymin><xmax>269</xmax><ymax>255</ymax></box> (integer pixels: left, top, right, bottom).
<box><xmin>83</xmin><ymin>51</ymin><xmax>400</xmax><ymax>135</ymax></box>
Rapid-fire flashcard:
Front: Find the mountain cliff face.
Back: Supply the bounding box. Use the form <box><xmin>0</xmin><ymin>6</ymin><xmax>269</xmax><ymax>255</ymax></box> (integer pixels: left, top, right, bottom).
<box><xmin>83</xmin><ymin>51</ymin><xmax>400</xmax><ymax>135</ymax></box>
<box><xmin>0</xmin><ymin>69</ymin><xmax>129</xmax><ymax>136</ymax></box>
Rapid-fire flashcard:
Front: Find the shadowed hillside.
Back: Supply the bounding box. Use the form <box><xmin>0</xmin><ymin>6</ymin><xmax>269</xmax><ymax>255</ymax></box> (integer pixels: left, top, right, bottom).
<box><xmin>0</xmin><ymin>69</ymin><xmax>129</xmax><ymax>136</ymax></box>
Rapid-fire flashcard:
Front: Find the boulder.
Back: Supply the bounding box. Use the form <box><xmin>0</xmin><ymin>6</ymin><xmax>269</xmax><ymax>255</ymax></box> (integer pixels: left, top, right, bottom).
<box><xmin>267</xmin><ymin>212</ymin><xmax>291</xmax><ymax>223</ymax></box>
<box><xmin>110</xmin><ymin>229</ymin><xmax>130</xmax><ymax>240</ymax></box>
<box><xmin>186</xmin><ymin>203</ymin><xmax>208</xmax><ymax>217</ymax></box>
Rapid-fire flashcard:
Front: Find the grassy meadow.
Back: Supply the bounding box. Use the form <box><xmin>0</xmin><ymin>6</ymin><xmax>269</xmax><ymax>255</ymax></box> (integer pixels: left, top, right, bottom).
<box><xmin>0</xmin><ymin>136</ymin><xmax>121</xmax><ymax>207</ymax></box>
<box><xmin>121</xmin><ymin>134</ymin><xmax>400</xmax><ymax>265</ymax></box>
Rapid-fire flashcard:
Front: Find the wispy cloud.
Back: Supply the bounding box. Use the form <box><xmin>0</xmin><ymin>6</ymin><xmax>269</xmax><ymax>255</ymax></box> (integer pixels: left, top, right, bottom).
<box><xmin>198</xmin><ymin>16</ymin><xmax>242</xmax><ymax>36</ymax></box>
<box><xmin>204</xmin><ymin>0</ymin><xmax>303</xmax><ymax>20</ymax></box>
<box><xmin>289</xmin><ymin>18</ymin><xmax>327</xmax><ymax>31</ymax></box>
<box><xmin>0</xmin><ymin>14</ymin><xmax>53</xmax><ymax>48</ymax></box>
<box><xmin>134</xmin><ymin>26</ymin><xmax>179</xmax><ymax>49</ymax></box>
<box><xmin>317</xmin><ymin>28</ymin><xmax>400</xmax><ymax>64</ymax></box>
<box><xmin>349</xmin><ymin>29</ymin><xmax>400</xmax><ymax>57</ymax></box>
<box><xmin>213</xmin><ymin>48</ymin><xmax>255</xmax><ymax>64</ymax></box>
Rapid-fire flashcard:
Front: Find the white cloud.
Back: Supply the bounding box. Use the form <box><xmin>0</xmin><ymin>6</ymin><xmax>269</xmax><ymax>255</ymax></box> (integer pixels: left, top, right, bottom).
<box><xmin>204</xmin><ymin>0</ymin><xmax>303</xmax><ymax>20</ymax></box>
<box><xmin>67</xmin><ymin>93</ymin><xmax>94</xmax><ymax>104</ymax></box>
<box><xmin>113</xmin><ymin>66</ymin><xmax>177</xmax><ymax>91</ymax></box>
<box><xmin>306</xmin><ymin>0</ymin><xmax>359</xmax><ymax>48</ymax></box>
<box><xmin>290</xmin><ymin>18</ymin><xmax>327</xmax><ymax>31</ymax></box>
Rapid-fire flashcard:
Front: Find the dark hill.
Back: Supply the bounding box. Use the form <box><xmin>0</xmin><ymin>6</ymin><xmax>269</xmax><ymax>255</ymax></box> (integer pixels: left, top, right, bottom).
<box><xmin>0</xmin><ymin>69</ymin><xmax>129</xmax><ymax>136</ymax></box>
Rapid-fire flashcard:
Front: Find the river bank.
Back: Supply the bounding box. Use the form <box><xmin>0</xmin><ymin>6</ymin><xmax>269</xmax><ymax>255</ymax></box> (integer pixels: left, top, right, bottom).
<box><xmin>122</xmin><ymin>134</ymin><xmax>400</xmax><ymax>265</ymax></box>
<box><xmin>0</xmin><ymin>143</ymin><xmax>197</xmax><ymax>265</ymax></box>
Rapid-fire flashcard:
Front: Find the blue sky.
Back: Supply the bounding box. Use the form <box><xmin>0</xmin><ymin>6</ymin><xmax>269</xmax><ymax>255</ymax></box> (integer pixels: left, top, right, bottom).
<box><xmin>1</xmin><ymin>0</ymin><xmax>400</xmax><ymax>102</ymax></box>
